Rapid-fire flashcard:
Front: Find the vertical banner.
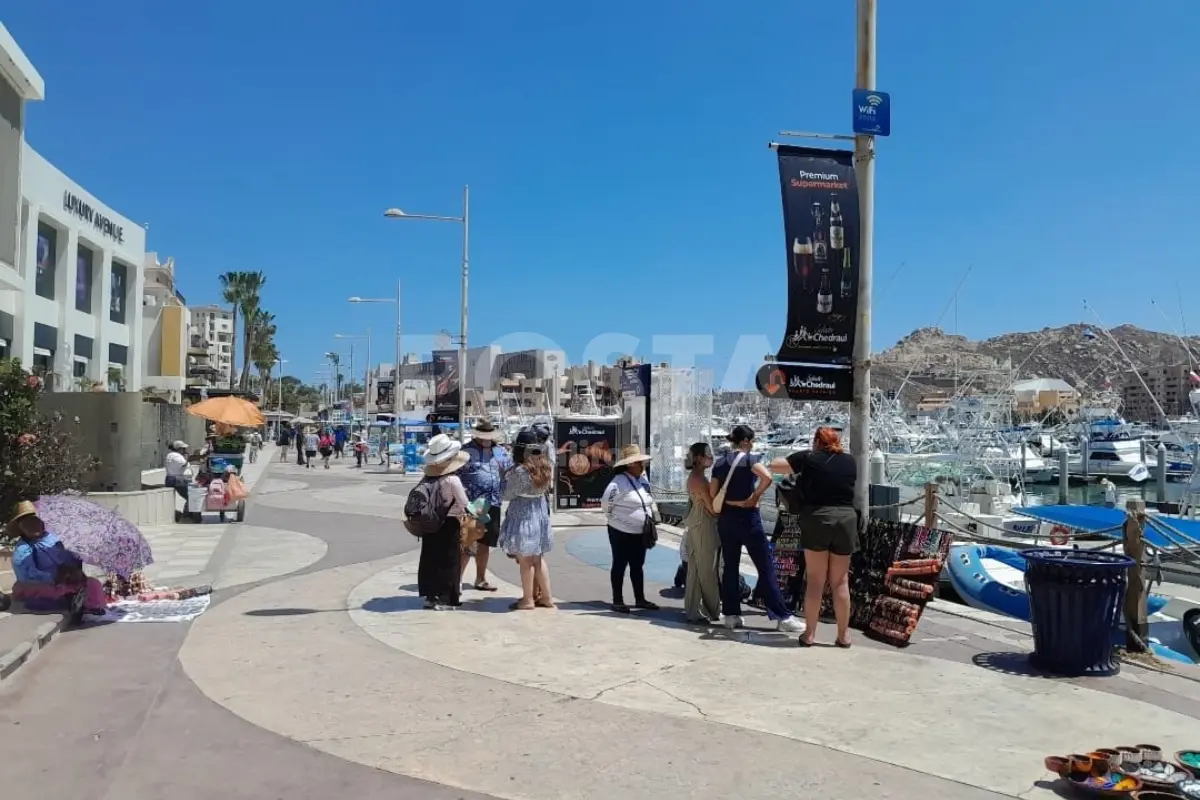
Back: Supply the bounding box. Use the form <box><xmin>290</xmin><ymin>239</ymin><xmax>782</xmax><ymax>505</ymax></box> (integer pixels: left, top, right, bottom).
<box><xmin>554</xmin><ymin>417</ymin><xmax>617</xmax><ymax>509</ymax></box>
<box><xmin>775</xmin><ymin>145</ymin><xmax>860</xmax><ymax>366</ymax></box>
<box><xmin>619</xmin><ymin>363</ymin><xmax>652</xmax><ymax>467</ymax></box>
<box><xmin>432</xmin><ymin>349</ymin><xmax>460</xmax><ymax>423</ymax></box>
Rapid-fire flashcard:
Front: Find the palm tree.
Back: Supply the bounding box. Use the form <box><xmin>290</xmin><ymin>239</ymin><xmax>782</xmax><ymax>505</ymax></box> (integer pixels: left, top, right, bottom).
<box><xmin>250</xmin><ymin>310</ymin><xmax>278</xmax><ymax>399</ymax></box>
<box><xmin>236</xmin><ymin>271</ymin><xmax>266</xmax><ymax>391</ymax></box>
<box><xmin>219</xmin><ymin>272</ymin><xmax>250</xmax><ymax>389</ymax></box>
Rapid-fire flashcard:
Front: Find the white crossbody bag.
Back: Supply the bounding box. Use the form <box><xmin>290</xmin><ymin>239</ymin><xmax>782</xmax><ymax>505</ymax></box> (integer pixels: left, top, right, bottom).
<box><xmin>711</xmin><ymin>451</ymin><xmax>746</xmax><ymax>513</ymax></box>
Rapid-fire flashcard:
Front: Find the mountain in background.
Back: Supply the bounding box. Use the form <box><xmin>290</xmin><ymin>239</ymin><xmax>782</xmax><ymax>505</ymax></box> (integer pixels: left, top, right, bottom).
<box><xmin>873</xmin><ymin>323</ymin><xmax>1200</xmax><ymax>400</ymax></box>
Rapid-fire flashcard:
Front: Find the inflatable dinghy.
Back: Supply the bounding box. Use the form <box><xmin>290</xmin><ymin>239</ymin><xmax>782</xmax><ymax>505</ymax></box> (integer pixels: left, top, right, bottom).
<box><xmin>946</xmin><ymin>544</ymin><xmax>1195</xmax><ymax>664</ymax></box>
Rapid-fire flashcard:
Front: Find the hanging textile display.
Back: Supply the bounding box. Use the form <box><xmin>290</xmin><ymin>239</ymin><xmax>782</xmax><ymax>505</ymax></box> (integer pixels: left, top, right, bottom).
<box><xmin>771</xmin><ymin>510</ymin><xmax>805</xmax><ymax>610</ymax></box>
<box><xmin>864</xmin><ymin>521</ymin><xmax>955</xmax><ymax>646</ymax></box>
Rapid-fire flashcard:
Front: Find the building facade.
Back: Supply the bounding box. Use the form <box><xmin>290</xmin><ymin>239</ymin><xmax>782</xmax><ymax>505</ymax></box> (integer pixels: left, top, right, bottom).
<box><xmin>7</xmin><ymin>143</ymin><xmax>147</xmax><ymax>390</ymax></box>
<box><xmin>1123</xmin><ymin>365</ymin><xmax>1196</xmax><ymax>422</ymax></box>
<box><xmin>141</xmin><ymin>252</ymin><xmax>190</xmax><ymax>401</ymax></box>
<box><xmin>0</xmin><ymin>23</ymin><xmax>44</xmax><ymax>359</ymax></box>
<box><xmin>190</xmin><ymin>304</ymin><xmax>234</xmax><ymax>389</ymax></box>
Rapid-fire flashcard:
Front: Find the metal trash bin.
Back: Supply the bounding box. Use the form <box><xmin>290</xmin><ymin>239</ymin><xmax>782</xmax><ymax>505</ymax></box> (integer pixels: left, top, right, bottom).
<box><xmin>1021</xmin><ymin>548</ymin><xmax>1135</xmax><ymax>677</ymax></box>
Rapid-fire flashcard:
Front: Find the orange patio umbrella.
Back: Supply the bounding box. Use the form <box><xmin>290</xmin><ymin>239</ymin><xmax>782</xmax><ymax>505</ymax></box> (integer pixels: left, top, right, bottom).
<box><xmin>186</xmin><ymin>396</ymin><xmax>266</xmax><ymax>428</ymax></box>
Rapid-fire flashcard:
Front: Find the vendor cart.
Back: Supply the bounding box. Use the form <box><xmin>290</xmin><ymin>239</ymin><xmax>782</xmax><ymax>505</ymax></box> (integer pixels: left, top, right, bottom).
<box><xmin>185</xmin><ymin>481</ymin><xmax>245</xmax><ymax>523</ymax></box>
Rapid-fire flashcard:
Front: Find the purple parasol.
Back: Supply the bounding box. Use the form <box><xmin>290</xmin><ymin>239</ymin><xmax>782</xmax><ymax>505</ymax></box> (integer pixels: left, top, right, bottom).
<box><xmin>33</xmin><ymin>495</ymin><xmax>154</xmax><ymax>578</ymax></box>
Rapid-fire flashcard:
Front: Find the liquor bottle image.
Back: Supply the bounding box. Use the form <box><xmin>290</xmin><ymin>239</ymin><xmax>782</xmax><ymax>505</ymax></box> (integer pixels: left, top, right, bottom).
<box><xmin>792</xmin><ymin>237</ymin><xmax>813</xmax><ymax>292</ymax></box>
<box><xmin>829</xmin><ymin>195</ymin><xmax>844</xmax><ymax>251</ymax></box>
<box><xmin>811</xmin><ymin>202</ymin><xmax>828</xmax><ymax>266</ymax></box>
<box><xmin>839</xmin><ymin>246</ymin><xmax>852</xmax><ymax>299</ymax></box>
<box><xmin>817</xmin><ymin>269</ymin><xmax>833</xmax><ymax>314</ymax></box>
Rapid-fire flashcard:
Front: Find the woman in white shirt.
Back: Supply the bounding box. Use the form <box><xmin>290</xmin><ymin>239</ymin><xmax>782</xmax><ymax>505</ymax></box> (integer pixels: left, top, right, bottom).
<box><xmin>600</xmin><ymin>445</ymin><xmax>659</xmax><ymax>613</ymax></box>
<box><xmin>164</xmin><ymin>440</ymin><xmax>191</xmax><ymax>502</ymax></box>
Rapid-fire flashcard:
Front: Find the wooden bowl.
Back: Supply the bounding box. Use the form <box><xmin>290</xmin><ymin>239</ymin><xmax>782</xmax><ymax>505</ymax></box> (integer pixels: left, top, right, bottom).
<box><xmin>1044</xmin><ymin>756</ymin><xmax>1068</xmax><ymax>777</ymax></box>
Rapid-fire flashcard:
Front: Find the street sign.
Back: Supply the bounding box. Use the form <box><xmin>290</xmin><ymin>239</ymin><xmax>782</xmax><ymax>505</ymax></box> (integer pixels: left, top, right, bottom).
<box><xmin>755</xmin><ymin>363</ymin><xmax>853</xmax><ymax>402</ymax></box>
<box><xmin>852</xmin><ymin>89</ymin><xmax>890</xmax><ymax>136</ymax></box>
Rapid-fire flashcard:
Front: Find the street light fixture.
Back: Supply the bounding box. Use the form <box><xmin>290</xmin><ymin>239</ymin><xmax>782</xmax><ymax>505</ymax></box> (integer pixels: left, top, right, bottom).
<box><xmin>334</xmin><ymin>331</ymin><xmax>371</xmax><ymax>421</ymax></box>
<box><xmin>273</xmin><ymin>357</ymin><xmax>287</xmax><ymax>426</ymax></box>
<box><xmin>384</xmin><ymin>185</ymin><xmax>470</xmax><ymax>441</ymax></box>
<box><xmin>348</xmin><ymin>281</ymin><xmax>402</xmax><ymax>412</ymax></box>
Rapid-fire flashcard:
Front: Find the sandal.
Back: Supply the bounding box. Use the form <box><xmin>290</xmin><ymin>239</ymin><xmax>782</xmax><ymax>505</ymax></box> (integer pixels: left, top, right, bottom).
<box><xmin>473</xmin><ymin>581</ymin><xmax>498</xmax><ymax>592</ymax></box>
<box><xmin>509</xmin><ymin>600</ymin><xmax>535</xmax><ymax>611</ymax></box>
<box><xmin>611</xmin><ymin>602</ymin><xmax>631</xmax><ymax>614</ymax></box>
<box><xmin>798</xmin><ymin>637</ymin><xmax>815</xmax><ymax>648</ymax></box>
<box><xmin>835</xmin><ymin>638</ymin><xmax>852</xmax><ymax>649</ymax></box>
<box><xmin>535</xmin><ymin>600</ymin><xmax>557</xmax><ymax>609</ymax></box>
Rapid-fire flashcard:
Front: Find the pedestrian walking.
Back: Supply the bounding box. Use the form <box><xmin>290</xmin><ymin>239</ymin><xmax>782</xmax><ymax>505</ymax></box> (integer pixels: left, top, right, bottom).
<box><xmin>458</xmin><ymin>419</ymin><xmax>511</xmax><ymax>592</ymax></box>
<box><xmin>303</xmin><ymin>428</ymin><xmax>319</xmax><ymax>469</ymax></box>
<box><xmin>354</xmin><ymin>434</ymin><xmax>367</xmax><ymax>468</ymax></box>
<box><xmin>683</xmin><ymin>442</ymin><xmax>720</xmax><ymax>625</ymax></box>
<box><xmin>711</xmin><ymin>425</ymin><xmax>805</xmax><ymax>634</ymax></box>
<box><xmin>247</xmin><ymin>429</ymin><xmax>262</xmax><ymax>463</ymax></box>
<box><xmin>295</xmin><ymin>424</ymin><xmax>307</xmax><ymax>466</ymax></box>
<box><xmin>769</xmin><ymin>426</ymin><xmax>858</xmax><ymax>648</ymax></box>
<box><xmin>278</xmin><ymin>426</ymin><xmax>291</xmax><ymax>462</ymax></box>
<box><xmin>318</xmin><ymin>430</ymin><xmax>334</xmax><ymax>469</ymax></box>
<box><xmin>500</xmin><ymin>429</ymin><xmax>555</xmax><ymax>610</ymax></box>
<box><xmin>412</xmin><ymin>434</ymin><xmax>473</xmax><ymax>609</ymax></box>
<box><xmin>334</xmin><ymin>426</ymin><xmax>347</xmax><ymax>459</ymax></box>
<box><xmin>600</xmin><ymin>445</ymin><xmax>660</xmax><ymax>614</ymax></box>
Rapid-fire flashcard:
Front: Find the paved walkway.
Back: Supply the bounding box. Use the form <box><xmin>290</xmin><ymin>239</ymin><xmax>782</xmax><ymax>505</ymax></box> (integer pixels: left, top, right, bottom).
<box><xmin>5</xmin><ymin>457</ymin><xmax>1200</xmax><ymax>799</ymax></box>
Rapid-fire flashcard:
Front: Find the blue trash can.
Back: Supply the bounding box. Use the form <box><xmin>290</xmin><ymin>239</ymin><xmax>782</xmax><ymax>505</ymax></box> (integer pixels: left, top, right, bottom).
<box><xmin>1021</xmin><ymin>548</ymin><xmax>1135</xmax><ymax>677</ymax></box>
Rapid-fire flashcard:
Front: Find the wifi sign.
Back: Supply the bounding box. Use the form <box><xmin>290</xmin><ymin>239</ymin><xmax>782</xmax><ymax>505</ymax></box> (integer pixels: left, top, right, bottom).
<box><xmin>852</xmin><ymin>88</ymin><xmax>891</xmax><ymax>137</ymax></box>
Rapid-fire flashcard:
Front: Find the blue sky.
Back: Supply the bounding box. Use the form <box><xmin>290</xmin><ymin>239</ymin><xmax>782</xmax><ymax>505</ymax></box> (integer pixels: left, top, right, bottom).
<box><xmin>7</xmin><ymin>1</ymin><xmax>1200</xmax><ymax>388</ymax></box>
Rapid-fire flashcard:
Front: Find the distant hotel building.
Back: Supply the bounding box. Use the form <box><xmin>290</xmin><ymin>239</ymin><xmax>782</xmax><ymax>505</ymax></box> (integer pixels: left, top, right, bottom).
<box><xmin>1123</xmin><ymin>365</ymin><xmax>1196</xmax><ymax>422</ymax></box>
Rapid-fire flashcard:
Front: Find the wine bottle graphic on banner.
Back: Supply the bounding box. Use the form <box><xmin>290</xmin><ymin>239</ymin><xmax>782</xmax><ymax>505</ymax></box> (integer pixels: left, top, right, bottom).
<box><xmin>839</xmin><ymin>247</ymin><xmax>852</xmax><ymax>299</ymax></box>
<box><xmin>811</xmin><ymin>203</ymin><xmax>828</xmax><ymax>266</ymax></box>
<box><xmin>829</xmin><ymin>195</ymin><xmax>844</xmax><ymax>251</ymax></box>
<box><xmin>792</xmin><ymin>237</ymin><xmax>813</xmax><ymax>292</ymax></box>
<box><xmin>817</xmin><ymin>270</ymin><xmax>833</xmax><ymax>314</ymax></box>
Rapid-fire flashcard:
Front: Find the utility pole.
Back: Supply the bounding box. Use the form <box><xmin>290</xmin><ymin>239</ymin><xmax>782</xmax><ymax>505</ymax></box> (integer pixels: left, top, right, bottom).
<box><xmin>850</xmin><ymin>0</ymin><xmax>877</xmax><ymax>525</ymax></box>
<box><xmin>458</xmin><ymin>184</ymin><xmax>470</xmax><ymax>442</ymax></box>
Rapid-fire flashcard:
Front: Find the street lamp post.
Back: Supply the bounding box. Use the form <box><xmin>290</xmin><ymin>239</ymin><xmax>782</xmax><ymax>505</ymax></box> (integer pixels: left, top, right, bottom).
<box><xmin>384</xmin><ymin>185</ymin><xmax>470</xmax><ymax>441</ymax></box>
<box><xmin>348</xmin><ymin>278</ymin><xmax>402</xmax><ymax>413</ymax></box>
<box><xmin>334</xmin><ymin>331</ymin><xmax>372</xmax><ymax>421</ymax></box>
<box><xmin>273</xmin><ymin>357</ymin><xmax>287</xmax><ymax>433</ymax></box>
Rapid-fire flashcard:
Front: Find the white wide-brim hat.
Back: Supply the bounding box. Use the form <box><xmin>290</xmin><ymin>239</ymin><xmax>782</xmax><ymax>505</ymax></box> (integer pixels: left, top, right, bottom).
<box><xmin>424</xmin><ymin>433</ymin><xmax>469</xmax><ymax>475</ymax></box>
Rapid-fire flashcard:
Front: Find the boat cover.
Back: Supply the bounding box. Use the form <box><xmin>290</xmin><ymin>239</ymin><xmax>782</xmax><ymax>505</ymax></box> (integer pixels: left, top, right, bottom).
<box><xmin>1013</xmin><ymin>505</ymin><xmax>1200</xmax><ymax>550</ymax></box>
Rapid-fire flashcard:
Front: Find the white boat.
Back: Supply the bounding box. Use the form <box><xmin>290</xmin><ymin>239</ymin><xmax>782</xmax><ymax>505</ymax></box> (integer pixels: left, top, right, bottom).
<box><xmin>1067</xmin><ymin>439</ymin><xmax>1151</xmax><ymax>482</ymax></box>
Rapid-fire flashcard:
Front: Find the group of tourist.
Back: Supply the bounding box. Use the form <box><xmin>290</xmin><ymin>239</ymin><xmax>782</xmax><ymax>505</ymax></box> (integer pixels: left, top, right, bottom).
<box><xmin>407</xmin><ymin>417</ymin><xmax>859</xmax><ymax>646</ymax></box>
<box><xmin>414</xmin><ymin>420</ymin><xmax>557</xmax><ymax>610</ymax></box>
<box><xmin>278</xmin><ymin>424</ymin><xmax>365</xmax><ymax>469</ymax></box>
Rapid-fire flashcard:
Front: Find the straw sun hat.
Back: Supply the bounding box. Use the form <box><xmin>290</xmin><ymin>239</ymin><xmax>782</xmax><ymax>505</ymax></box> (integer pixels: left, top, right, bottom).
<box><xmin>8</xmin><ymin>500</ymin><xmax>38</xmax><ymax>525</ymax></box>
<box><xmin>423</xmin><ymin>434</ymin><xmax>470</xmax><ymax>476</ymax></box>
<box><xmin>470</xmin><ymin>418</ymin><xmax>503</xmax><ymax>441</ymax></box>
<box><xmin>613</xmin><ymin>444</ymin><xmax>652</xmax><ymax>468</ymax></box>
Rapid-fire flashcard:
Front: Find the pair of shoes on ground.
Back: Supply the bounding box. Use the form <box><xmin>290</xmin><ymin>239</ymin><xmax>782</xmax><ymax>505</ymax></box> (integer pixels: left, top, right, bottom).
<box><xmin>722</xmin><ymin>615</ymin><xmax>806</xmax><ymax>634</ymax></box>
<box><xmin>611</xmin><ymin>600</ymin><xmax>660</xmax><ymax>614</ymax></box>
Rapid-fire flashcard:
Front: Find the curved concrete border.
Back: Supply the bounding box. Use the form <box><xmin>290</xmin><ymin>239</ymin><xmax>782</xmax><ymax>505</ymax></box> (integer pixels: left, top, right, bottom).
<box><xmin>211</xmin><ymin>525</ymin><xmax>329</xmax><ymax>590</ymax></box>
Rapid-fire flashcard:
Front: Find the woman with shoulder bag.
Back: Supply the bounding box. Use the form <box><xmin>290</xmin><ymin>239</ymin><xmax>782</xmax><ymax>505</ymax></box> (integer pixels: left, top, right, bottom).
<box><xmin>600</xmin><ymin>445</ymin><xmax>659</xmax><ymax>614</ymax></box>
<box><xmin>709</xmin><ymin>425</ymin><xmax>804</xmax><ymax>633</ymax></box>
<box><xmin>769</xmin><ymin>426</ymin><xmax>858</xmax><ymax>648</ymax></box>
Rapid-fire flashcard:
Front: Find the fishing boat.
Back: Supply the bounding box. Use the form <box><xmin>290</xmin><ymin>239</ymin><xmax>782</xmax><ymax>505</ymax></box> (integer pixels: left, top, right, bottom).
<box><xmin>945</xmin><ymin>543</ymin><xmax>1195</xmax><ymax>664</ymax></box>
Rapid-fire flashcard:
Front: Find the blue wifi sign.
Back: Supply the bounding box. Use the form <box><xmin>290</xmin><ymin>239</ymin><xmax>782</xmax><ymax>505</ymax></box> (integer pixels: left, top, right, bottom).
<box><xmin>852</xmin><ymin>89</ymin><xmax>891</xmax><ymax>136</ymax></box>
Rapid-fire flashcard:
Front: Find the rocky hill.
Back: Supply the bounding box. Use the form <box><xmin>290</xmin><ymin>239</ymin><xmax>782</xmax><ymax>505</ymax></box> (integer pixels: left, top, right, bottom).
<box><xmin>873</xmin><ymin>323</ymin><xmax>1200</xmax><ymax>398</ymax></box>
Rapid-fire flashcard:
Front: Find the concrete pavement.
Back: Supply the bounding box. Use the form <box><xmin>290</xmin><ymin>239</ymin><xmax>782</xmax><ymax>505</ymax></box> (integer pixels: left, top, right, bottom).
<box><xmin>5</xmin><ymin>456</ymin><xmax>1200</xmax><ymax>798</ymax></box>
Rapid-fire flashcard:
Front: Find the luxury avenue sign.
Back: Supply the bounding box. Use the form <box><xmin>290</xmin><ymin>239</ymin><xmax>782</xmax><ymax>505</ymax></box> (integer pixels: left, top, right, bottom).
<box><xmin>63</xmin><ymin>191</ymin><xmax>125</xmax><ymax>244</ymax></box>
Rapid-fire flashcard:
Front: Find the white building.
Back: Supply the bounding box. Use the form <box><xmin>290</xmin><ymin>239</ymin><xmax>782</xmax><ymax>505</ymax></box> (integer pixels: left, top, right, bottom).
<box><xmin>0</xmin><ymin>22</ymin><xmax>44</xmax><ymax>361</ymax></box>
<box><xmin>7</xmin><ymin>143</ymin><xmax>147</xmax><ymax>391</ymax></box>
<box><xmin>190</xmin><ymin>304</ymin><xmax>234</xmax><ymax>389</ymax></box>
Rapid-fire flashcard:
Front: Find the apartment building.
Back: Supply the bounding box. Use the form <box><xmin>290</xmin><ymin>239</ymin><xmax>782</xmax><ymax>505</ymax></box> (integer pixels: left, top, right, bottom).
<box><xmin>190</xmin><ymin>305</ymin><xmax>235</xmax><ymax>389</ymax></box>
<box><xmin>141</xmin><ymin>252</ymin><xmax>190</xmax><ymax>401</ymax></box>
<box><xmin>1122</xmin><ymin>364</ymin><xmax>1197</xmax><ymax>422</ymax></box>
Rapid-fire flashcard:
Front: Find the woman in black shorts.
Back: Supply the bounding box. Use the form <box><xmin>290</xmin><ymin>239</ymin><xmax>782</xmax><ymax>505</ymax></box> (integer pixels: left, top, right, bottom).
<box><xmin>770</xmin><ymin>426</ymin><xmax>858</xmax><ymax>648</ymax></box>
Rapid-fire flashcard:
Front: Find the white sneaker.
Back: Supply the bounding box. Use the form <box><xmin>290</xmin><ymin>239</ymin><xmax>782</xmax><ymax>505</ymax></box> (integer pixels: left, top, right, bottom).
<box><xmin>724</xmin><ymin>615</ymin><xmax>744</xmax><ymax>630</ymax></box>
<box><xmin>777</xmin><ymin>616</ymin><xmax>806</xmax><ymax>634</ymax></box>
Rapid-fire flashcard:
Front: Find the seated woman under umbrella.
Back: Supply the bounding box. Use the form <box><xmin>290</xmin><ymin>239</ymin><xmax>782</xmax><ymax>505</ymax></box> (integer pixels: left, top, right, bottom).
<box><xmin>8</xmin><ymin>501</ymin><xmax>108</xmax><ymax>622</ymax></box>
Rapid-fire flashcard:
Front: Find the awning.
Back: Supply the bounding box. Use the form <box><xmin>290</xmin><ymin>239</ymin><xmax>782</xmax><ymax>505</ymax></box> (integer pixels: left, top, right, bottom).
<box><xmin>1013</xmin><ymin>504</ymin><xmax>1200</xmax><ymax>550</ymax></box>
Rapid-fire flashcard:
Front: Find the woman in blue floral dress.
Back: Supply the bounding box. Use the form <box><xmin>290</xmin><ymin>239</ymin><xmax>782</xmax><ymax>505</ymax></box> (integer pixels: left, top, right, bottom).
<box><xmin>499</xmin><ymin>429</ymin><xmax>554</xmax><ymax>610</ymax></box>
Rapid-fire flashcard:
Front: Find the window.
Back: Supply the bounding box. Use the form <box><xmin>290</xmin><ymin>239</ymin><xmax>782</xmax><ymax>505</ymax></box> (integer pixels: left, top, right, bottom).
<box><xmin>110</xmin><ymin>262</ymin><xmax>129</xmax><ymax>323</ymax></box>
<box><xmin>76</xmin><ymin>244</ymin><xmax>94</xmax><ymax>312</ymax></box>
<box><xmin>1089</xmin><ymin>451</ymin><xmax>1119</xmax><ymax>462</ymax></box>
<box><xmin>36</xmin><ymin>223</ymin><xmax>57</xmax><ymax>300</ymax></box>
<box><xmin>73</xmin><ymin>360</ymin><xmax>87</xmax><ymax>378</ymax></box>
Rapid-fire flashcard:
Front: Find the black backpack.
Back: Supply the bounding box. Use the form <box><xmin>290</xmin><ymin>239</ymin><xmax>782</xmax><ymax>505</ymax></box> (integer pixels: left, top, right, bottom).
<box><xmin>403</xmin><ymin>476</ymin><xmax>449</xmax><ymax>536</ymax></box>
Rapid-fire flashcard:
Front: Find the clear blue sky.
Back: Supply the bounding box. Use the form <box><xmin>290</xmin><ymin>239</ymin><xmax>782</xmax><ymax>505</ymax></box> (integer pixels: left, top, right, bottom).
<box><xmin>7</xmin><ymin>1</ymin><xmax>1199</xmax><ymax>388</ymax></box>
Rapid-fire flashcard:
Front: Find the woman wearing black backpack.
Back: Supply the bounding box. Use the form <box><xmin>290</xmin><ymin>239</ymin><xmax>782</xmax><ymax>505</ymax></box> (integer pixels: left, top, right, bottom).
<box><xmin>411</xmin><ymin>434</ymin><xmax>473</xmax><ymax>610</ymax></box>
<box><xmin>769</xmin><ymin>427</ymin><xmax>858</xmax><ymax>648</ymax></box>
